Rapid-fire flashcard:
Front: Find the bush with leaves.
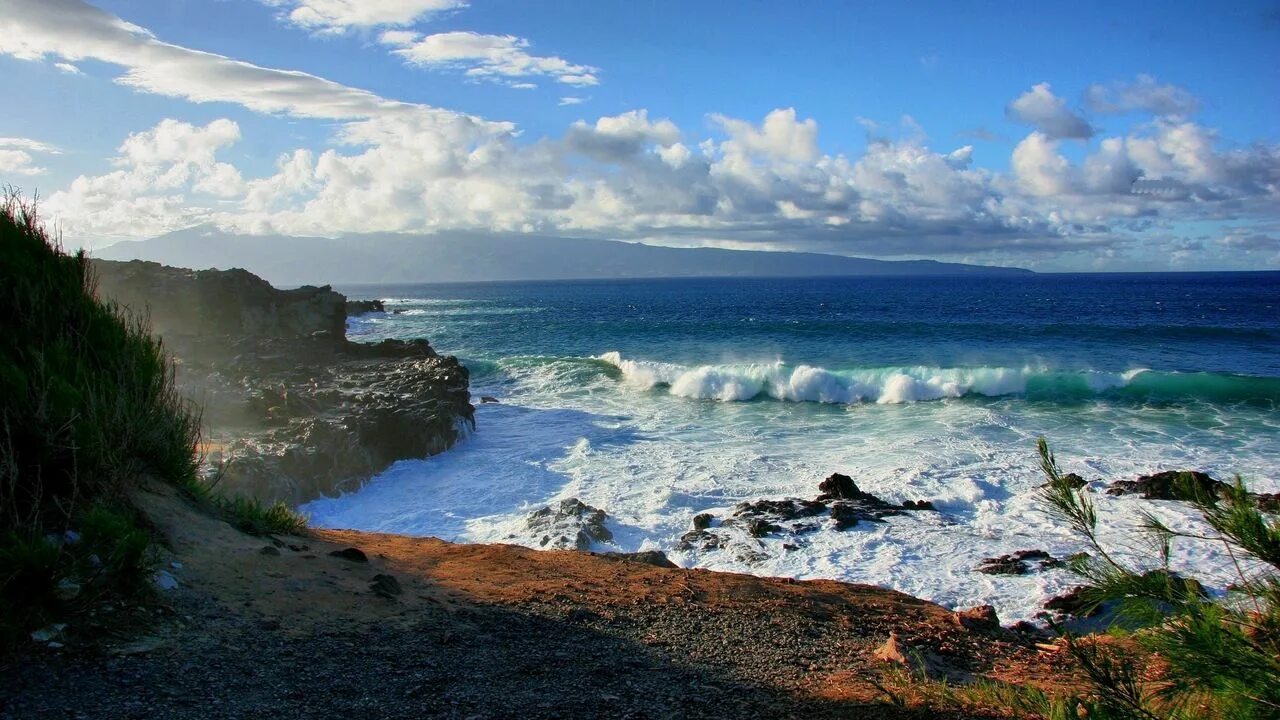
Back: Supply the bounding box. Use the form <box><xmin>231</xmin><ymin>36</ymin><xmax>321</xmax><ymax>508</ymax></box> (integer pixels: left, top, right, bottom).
<box><xmin>1037</xmin><ymin>437</ymin><xmax>1280</xmax><ymax>719</ymax></box>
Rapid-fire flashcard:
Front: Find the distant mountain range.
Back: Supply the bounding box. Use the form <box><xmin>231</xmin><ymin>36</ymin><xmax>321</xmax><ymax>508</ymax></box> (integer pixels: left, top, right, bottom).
<box><xmin>95</xmin><ymin>226</ymin><xmax>1032</xmax><ymax>286</ymax></box>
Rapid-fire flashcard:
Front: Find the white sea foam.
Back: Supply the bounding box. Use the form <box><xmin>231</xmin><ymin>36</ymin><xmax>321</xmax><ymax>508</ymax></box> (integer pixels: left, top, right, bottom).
<box><xmin>596</xmin><ymin>352</ymin><xmax>1140</xmax><ymax>404</ymax></box>
<box><xmin>304</xmin><ymin>351</ymin><xmax>1280</xmax><ymax>624</ymax></box>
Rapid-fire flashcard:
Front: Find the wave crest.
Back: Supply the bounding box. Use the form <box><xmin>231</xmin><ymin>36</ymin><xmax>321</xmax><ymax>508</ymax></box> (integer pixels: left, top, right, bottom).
<box><xmin>595</xmin><ymin>352</ymin><xmax>1277</xmax><ymax>405</ymax></box>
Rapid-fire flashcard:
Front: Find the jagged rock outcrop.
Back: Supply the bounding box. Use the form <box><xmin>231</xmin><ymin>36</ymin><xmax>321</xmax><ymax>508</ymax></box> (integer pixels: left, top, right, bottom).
<box><xmin>525</xmin><ymin>499</ymin><xmax>613</xmax><ymax>551</ymax></box>
<box><xmin>346</xmin><ymin>299</ymin><xmax>385</xmax><ymax>316</ymax></box>
<box><xmin>93</xmin><ymin>259</ymin><xmax>474</xmax><ymax>505</ymax></box>
<box><xmin>678</xmin><ymin>474</ymin><xmax>937</xmax><ymax>560</ymax></box>
<box><xmin>1105</xmin><ymin>470</ymin><xmax>1280</xmax><ymax>512</ymax></box>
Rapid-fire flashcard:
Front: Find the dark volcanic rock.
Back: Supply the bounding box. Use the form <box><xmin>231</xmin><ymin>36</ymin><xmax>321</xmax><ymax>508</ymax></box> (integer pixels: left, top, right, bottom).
<box><xmin>829</xmin><ymin>503</ymin><xmax>862</xmax><ymax>530</ymax></box>
<box><xmin>369</xmin><ymin>573</ymin><xmax>402</xmax><ymax>598</ymax></box>
<box><xmin>1107</xmin><ymin>470</ymin><xmax>1225</xmax><ymax>502</ymax></box>
<box><xmin>603</xmin><ymin>550</ymin><xmax>679</xmax><ymax>568</ymax></box>
<box><xmin>94</xmin><ymin>259</ymin><xmax>475</xmax><ymax>506</ymax></box>
<box><xmin>680</xmin><ymin>474</ymin><xmax>939</xmax><ymax>557</ymax></box>
<box><xmin>527</xmin><ymin>499</ymin><xmax>613</xmax><ymax>551</ymax></box>
<box><xmin>1044</xmin><ymin>587</ymin><xmax>1100</xmax><ymax>617</ymax></box>
<box><xmin>817</xmin><ymin>473</ymin><xmax>858</xmax><ymax>500</ymax></box>
<box><xmin>328</xmin><ymin>548</ymin><xmax>369</xmax><ymax>563</ymax></box>
<box><xmin>733</xmin><ymin>499</ymin><xmax>827</xmax><ymax>522</ymax></box>
<box><xmin>346</xmin><ymin>299</ymin><xmax>385</xmax><ymax>316</ymax></box>
<box><xmin>976</xmin><ymin>549</ymin><xmax>1063</xmax><ymax>576</ymax></box>
<box><xmin>677</xmin><ymin>529</ymin><xmax>725</xmax><ymax>552</ymax></box>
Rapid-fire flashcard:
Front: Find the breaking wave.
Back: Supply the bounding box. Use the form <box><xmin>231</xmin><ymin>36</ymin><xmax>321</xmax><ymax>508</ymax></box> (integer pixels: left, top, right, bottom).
<box><xmin>595</xmin><ymin>352</ymin><xmax>1280</xmax><ymax>405</ymax></box>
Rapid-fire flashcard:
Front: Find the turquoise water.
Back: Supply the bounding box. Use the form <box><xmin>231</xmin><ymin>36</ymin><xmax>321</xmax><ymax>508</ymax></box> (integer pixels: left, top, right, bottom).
<box><xmin>305</xmin><ymin>273</ymin><xmax>1280</xmax><ymax>621</ymax></box>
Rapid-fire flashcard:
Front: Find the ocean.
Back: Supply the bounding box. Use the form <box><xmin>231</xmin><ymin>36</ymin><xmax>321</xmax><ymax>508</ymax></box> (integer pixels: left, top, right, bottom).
<box><xmin>303</xmin><ymin>273</ymin><xmax>1280</xmax><ymax>622</ymax></box>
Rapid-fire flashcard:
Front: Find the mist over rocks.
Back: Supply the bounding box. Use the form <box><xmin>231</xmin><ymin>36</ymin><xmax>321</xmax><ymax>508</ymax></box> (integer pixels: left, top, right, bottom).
<box><xmin>92</xmin><ymin>259</ymin><xmax>475</xmax><ymax>505</ymax></box>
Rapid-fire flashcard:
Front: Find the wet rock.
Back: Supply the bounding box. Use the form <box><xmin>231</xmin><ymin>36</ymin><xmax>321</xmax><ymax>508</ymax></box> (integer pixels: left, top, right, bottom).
<box><xmin>817</xmin><ymin>473</ymin><xmax>858</xmax><ymax>500</ymax></box>
<box><xmin>346</xmin><ymin>299</ymin><xmax>385</xmax><ymax>316</ymax></box>
<box><xmin>93</xmin><ymin>259</ymin><xmax>475</xmax><ymax>507</ymax></box>
<box><xmin>829</xmin><ymin>503</ymin><xmax>861</xmax><ymax>530</ymax></box>
<box><xmin>603</xmin><ymin>551</ymin><xmax>678</xmax><ymax>569</ymax></box>
<box><xmin>1107</xmin><ymin>470</ymin><xmax>1224</xmax><ymax>502</ymax></box>
<box><xmin>527</xmin><ymin>499</ymin><xmax>613</xmax><ymax>551</ymax></box>
<box><xmin>677</xmin><ymin>529</ymin><xmax>724</xmax><ymax>552</ymax></box>
<box><xmin>901</xmin><ymin>500</ymin><xmax>937</xmax><ymax>511</ymax></box>
<box><xmin>370</xmin><ymin>573</ymin><xmax>403</xmax><ymax>598</ymax></box>
<box><xmin>1044</xmin><ymin>587</ymin><xmax>1100</xmax><ymax>617</ymax></box>
<box><xmin>480</xmin><ymin>396</ymin><xmax>500</xmax><ymax>403</ymax></box>
<box><xmin>976</xmin><ymin>549</ymin><xmax>1063</xmax><ymax>575</ymax></box>
<box><xmin>954</xmin><ymin>605</ymin><xmax>1000</xmax><ymax>631</ymax></box>
<box><xmin>734</xmin><ymin>498</ymin><xmax>827</xmax><ymax>522</ymax></box>
<box><xmin>328</xmin><ymin>547</ymin><xmax>368</xmax><ymax>563</ymax></box>
<box><xmin>691</xmin><ymin>513</ymin><xmax>713</xmax><ymax>531</ymax></box>
<box><xmin>1256</xmin><ymin>493</ymin><xmax>1280</xmax><ymax>513</ymax></box>
<box><xmin>1139</xmin><ymin>569</ymin><xmax>1207</xmax><ymax>599</ymax></box>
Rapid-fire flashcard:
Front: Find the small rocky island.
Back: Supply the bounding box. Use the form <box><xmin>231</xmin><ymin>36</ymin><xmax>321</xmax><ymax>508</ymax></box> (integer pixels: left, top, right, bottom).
<box><xmin>93</xmin><ymin>260</ymin><xmax>475</xmax><ymax>505</ymax></box>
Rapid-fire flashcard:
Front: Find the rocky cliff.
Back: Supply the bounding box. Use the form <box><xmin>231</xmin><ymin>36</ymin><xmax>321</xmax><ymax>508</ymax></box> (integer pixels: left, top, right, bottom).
<box><xmin>93</xmin><ymin>259</ymin><xmax>474</xmax><ymax>505</ymax></box>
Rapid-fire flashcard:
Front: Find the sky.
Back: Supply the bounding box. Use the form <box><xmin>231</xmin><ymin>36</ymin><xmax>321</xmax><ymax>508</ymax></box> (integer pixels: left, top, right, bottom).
<box><xmin>1</xmin><ymin>0</ymin><xmax>1278</xmax><ymax>271</ymax></box>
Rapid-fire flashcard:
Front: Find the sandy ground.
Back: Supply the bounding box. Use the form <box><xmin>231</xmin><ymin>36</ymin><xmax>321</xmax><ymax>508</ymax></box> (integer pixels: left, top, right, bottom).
<box><xmin>0</xmin><ymin>484</ymin><xmax>1079</xmax><ymax>719</ymax></box>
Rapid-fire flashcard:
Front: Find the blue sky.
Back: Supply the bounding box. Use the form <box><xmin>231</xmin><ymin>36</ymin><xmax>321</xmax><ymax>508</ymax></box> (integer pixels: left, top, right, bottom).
<box><xmin>1</xmin><ymin>0</ymin><xmax>1278</xmax><ymax>270</ymax></box>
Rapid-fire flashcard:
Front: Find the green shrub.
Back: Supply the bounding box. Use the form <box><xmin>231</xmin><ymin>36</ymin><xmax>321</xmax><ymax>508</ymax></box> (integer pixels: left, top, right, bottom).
<box><xmin>0</xmin><ymin>191</ymin><xmax>199</xmax><ymax>647</ymax></box>
<box><xmin>212</xmin><ymin>495</ymin><xmax>309</xmax><ymax>536</ymax></box>
<box><xmin>1037</xmin><ymin>438</ymin><xmax>1280</xmax><ymax>719</ymax></box>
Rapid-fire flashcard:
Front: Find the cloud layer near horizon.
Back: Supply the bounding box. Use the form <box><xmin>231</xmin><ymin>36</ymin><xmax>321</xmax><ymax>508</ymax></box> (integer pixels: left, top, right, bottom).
<box><xmin>2</xmin><ymin>0</ymin><xmax>1278</xmax><ymax>268</ymax></box>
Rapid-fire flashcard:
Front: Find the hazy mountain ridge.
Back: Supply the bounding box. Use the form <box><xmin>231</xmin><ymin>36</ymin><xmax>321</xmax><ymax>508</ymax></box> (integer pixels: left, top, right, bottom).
<box><xmin>96</xmin><ymin>226</ymin><xmax>1033</xmax><ymax>286</ymax></box>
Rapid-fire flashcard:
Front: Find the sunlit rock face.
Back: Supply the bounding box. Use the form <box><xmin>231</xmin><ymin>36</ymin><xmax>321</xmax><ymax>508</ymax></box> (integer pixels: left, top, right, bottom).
<box><xmin>94</xmin><ymin>259</ymin><xmax>475</xmax><ymax>505</ymax></box>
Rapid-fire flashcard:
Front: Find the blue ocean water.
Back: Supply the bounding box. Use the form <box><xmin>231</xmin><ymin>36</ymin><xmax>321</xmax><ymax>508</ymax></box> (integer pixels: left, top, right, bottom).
<box><xmin>306</xmin><ymin>272</ymin><xmax>1280</xmax><ymax>621</ymax></box>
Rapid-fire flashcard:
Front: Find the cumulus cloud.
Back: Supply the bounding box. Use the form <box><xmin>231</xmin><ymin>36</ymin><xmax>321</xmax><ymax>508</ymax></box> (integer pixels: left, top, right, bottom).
<box><xmin>1086</xmin><ymin>75</ymin><xmax>1199</xmax><ymax>116</ymax></box>
<box><xmin>1007</xmin><ymin>82</ymin><xmax>1095</xmax><ymax>140</ymax></box>
<box><xmin>5</xmin><ymin>0</ymin><xmax>1279</xmax><ymax>268</ymax></box>
<box><xmin>0</xmin><ymin>137</ymin><xmax>60</xmax><ymax>175</ymax></box>
<box><xmin>260</xmin><ymin>0</ymin><xmax>466</xmax><ymax>33</ymax></box>
<box><xmin>380</xmin><ymin>30</ymin><xmax>599</xmax><ymax>87</ymax></box>
<box><xmin>565</xmin><ymin>110</ymin><xmax>680</xmax><ymax>162</ymax></box>
<box><xmin>54</xmin><ymin>61</ymin><xmax>81</xmax><ymax>74</ymax></box>
<box><xmin>45</xmin><ymin>119</ymin><xmax>247</xmax><ymax>240</ymax></box>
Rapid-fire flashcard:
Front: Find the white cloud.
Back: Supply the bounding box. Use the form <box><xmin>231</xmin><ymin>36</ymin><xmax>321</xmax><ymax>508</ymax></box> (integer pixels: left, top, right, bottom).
<box><xmin>0</xmin><ymin>0</ymin><xmax>509</xmax><ymax>137</ymax></box>
<box><xmin>261</xmin><ymin>0</ymin><xmax>466</xmax><ymax>33</ymax></box>
<box><xmin>4</xmin><ymin>1</ymin><xmax>1278</xmax><ymax>267</ymax></box>
<box><xmin>1007</xmin><ymin>82</ymin><xmax>1094</xmax><ymax>140</ymax></box>
<box><xmin>1086</xmin><ymin>75</ymin><xmax>1199</xmax><ymax>117</ymax></box>
<box><xmin>0</xmin><ymin>137</ymin><xmax>61</xmax><ymax>154</ymax></box>
<box><xmin>54</xmin><ymin>61</ymin><xmax>81</xmax><ymax>74</ymax></box>
<box><xmin>380</xmin><ymin>30</ymin><xmax>599</xmax><ymax>87</ymax></box>
<box><xmin>0</xmin><ymin>136</ymin><xmax>61</xmax><ymax>175</ymax></box>
<box><xmin>1219</xmin><ymin>233</ymin><xmax>1280</xmax><ymax>251</ymax></box>
<box><xmin>711</xmin><ymin>108</ymin><xmax>819</xmax><ymax>163</ymax></box>
<box><xmin>0</xmin><ymin>150</ymin><xmax>44</xmax><ymax>175</ymax></box>
<box><xmin>559</xmin><ymin>96</ymin><xmax>586</xmax><ymax>106</ymax></box>
<box><xmin>45</xmin><ymin>119</ymin><xmax>246</xmax><ymax>239</ymax></box>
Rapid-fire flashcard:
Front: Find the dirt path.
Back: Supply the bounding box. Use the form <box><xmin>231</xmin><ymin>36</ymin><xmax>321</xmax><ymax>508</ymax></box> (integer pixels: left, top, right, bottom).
<box><xmin>0</xmin><ymin>486</ymin><xmax>1070</xmax><ymax>719</ymax></box>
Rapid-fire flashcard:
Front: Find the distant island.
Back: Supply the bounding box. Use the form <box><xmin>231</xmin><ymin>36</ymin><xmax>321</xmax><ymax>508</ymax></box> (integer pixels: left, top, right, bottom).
<box><xmin>96</xmin><ymin>226</ymin><xmax>1033</xmax><ymax>286</ymax></box>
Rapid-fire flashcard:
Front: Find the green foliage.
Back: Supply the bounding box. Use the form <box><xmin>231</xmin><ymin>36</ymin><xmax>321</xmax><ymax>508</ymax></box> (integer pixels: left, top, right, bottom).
<box><xmin>0</xmin><ymin>191</ymin><xmax>199</xmax><ymax>647</ymax></box>
<box><xmin>0</xmin><ymin>504</ymin><xmax>157</xmax><ymax>648</ymax></box>
<box><xmin>1037</xmin><ymin>438</ymin><xmax>1280</xmax><ymax>719</ymax></box>
<box><xmin>211</xmin><ymin>495</ymin><xmax>309</xmax><ymax>536</ymax></box>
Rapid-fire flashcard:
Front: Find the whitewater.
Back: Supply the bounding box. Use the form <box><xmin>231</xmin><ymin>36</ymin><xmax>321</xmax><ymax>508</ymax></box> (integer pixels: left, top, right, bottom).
<box><xmin>303</xmin><ymin>274</ymin><xmax>1280</xmax><ymax>623</ymax></box>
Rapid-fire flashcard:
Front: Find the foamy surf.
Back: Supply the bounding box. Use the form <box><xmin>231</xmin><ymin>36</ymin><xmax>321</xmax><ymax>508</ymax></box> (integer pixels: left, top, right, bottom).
<box><xmin>321</xmin><ymin>275</ymin><xmax>1280</xmax><ymax>624</ymax></box>
<box><xmin>597</xmin><ymin>352</ymin><xmax>1279</xmax><ymax>404</ymax></box>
